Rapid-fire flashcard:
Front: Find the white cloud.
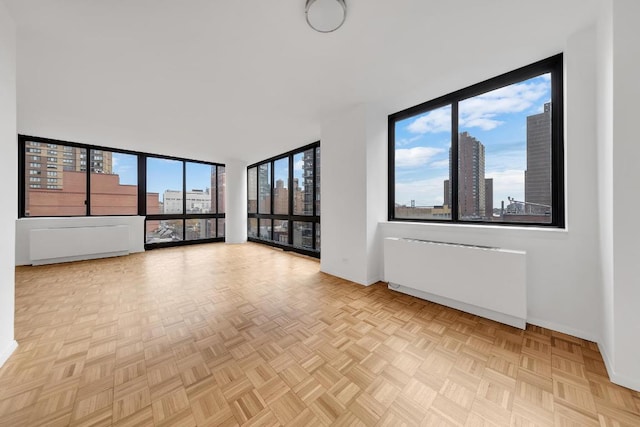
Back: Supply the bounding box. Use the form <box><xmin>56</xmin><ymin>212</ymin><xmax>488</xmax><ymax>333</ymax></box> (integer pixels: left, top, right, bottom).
<box><xmin>406</xmin><ymin>106</ymin><xmax>451</xmax><ymax>134</ymax></box>
<box><xmin>294</xmin><ymin>159</ymin><xmax>304</xmax><ymax>172</ymax></box>
<box><xmin>459</xmin><ymin>81</ymin><xmax>549</xmax><ymax>131</ymax></box>
<box><xmin>406</xmin><ymin>80</ymin><xmax>550</xmax><ymax>134</ymax></box>
<box><xmin>395</xmin><ymin>147</ymin><xmax>444</xmax><ymax>168</ymax></box>
<box><xmin>430</xmin><ymin>159</ymin><xmax>450</xmax><ymax>169</ymax></box>
<box><xmin>486</xmin><ymin>169</ymin><xmax>525</xmax><ymax>205</ymax></box>
<box><xmin>395</xmin><ymin>176</ymin><xmax>448</xmax><ymax>206</ymax></box>
<box><xmin>396</xmin><ymin>135</ymin><xmax>422</xmax><ymax>147</ymax></box>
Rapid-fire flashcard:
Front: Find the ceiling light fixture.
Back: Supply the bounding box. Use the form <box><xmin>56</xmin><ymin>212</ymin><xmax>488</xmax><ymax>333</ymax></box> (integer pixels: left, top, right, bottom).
<box><xmin>305</xmin><ymin>0</ymin><xmax>347</xmax><ymax>33</ymax></box>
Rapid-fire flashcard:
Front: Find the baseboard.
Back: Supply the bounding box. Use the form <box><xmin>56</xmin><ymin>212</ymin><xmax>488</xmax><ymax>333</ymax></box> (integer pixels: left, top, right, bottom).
<box><xmin>0</xmin><ymin>340</ymin><xmax>18</xmax><ymax>368</ymax></box>
<box><xmin>31</xmin><ymin>250</ymin><xmax>129</xmax><ymax>266</ymax></box>
<box><xmin>598</xmin><ymin>342</ymin><xmax>640</xmax><ymax>392</ymax></box>
<box><xmin>319</xmin><ymin>266</ymin><xmax>370</xmax><ymax>287</ymax></box>
<box><xmin>526</xmin><ymin>316</ymin><xmax>599</xmax><ymax>343</ymax></box>
<box><xmin>389</xmin><ymin>283</ymin><xmax>526</xmax><ymax>329</ymax></box>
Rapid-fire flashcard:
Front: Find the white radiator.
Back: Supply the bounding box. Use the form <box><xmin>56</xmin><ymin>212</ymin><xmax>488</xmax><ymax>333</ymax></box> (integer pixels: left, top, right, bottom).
<box><xmin>384</xmin><ymin>237</ymin><xmax>526</xmax><ymax>329</ymax></box>
<box><xmin>30</xmin><ymin>225</ymin><xmax>130</xmax><ymax>265</ymax></box>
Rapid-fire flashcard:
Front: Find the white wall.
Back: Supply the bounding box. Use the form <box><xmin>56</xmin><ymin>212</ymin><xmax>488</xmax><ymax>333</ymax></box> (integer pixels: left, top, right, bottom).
<box><xmin>321</xmin><ymin>105</ymin><xmax>369</xmax><ymax>284</ymax></box>
<box><xmin>15</xmin><ymin>216</ymin><xmax>144</xmax><ymax>265</ymax></box>
<box><xmin>225</xmin><ymin>159</ymin><xmax>247</xmax><ymax>244</ymax></box>
<box><xmin>0</xmin><ymin>0</ymin><xmax>17</xmax><ymax>367</ymax></box>
<box><xmin>322</xmin><ymin>25</ymin><xmax>603</xmax><ymax>343</ymax></box>
<box><xmin>597</xmin><ymin>0</ymin><xmax>640</xmax><ymax>392</ymax></box>
<box><xmin>597</xmin><ymin>0</ymin><xmax>616</xmax><ymax>383</ymax></box>
<box><xmin>321</xmin><ymin>103</ymin><xmax>386</xmax><ymax>285</ymax></box>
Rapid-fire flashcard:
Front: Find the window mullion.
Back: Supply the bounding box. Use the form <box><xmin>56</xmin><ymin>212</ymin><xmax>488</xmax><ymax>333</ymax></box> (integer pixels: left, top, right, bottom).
<box><xmin>451</xmin><ymin>102</ymin><xmax>459</xmax><ymax>223</ymax></box>
<box><xmin>86</xmin><ymin>149</ymin><xmax>91</xmax><ymax>216</ymax></box>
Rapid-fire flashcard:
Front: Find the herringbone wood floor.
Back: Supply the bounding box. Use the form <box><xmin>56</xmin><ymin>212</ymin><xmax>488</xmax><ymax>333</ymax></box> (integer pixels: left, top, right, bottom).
<box><xmin>1</xmin><ymin>243</ymin><xmax>639</xmax><ymax>426</ymax></box>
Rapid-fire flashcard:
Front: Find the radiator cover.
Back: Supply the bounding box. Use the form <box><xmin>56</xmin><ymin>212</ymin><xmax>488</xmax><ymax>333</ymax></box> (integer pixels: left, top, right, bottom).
<box><xmin>30</xmin><ymin>225</ymin><xmax>130</xmax><ymax>265</ymax></box>
<box><xmin>384</xmin><ymin>237</ymin><xmax>527</xmax><ymax>329</ymax></box>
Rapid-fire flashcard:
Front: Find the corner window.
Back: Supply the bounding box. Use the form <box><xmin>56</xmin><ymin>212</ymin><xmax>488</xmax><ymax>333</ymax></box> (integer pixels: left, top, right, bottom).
<box><xmin>389</xmin><ymin>54</ymin><xmax>564</xmax><ymax>227</ymax></box>
<box><xmin>19</xmin><ymin>135</ymin><xmax>226</xmax><ymax>249</ymax></box>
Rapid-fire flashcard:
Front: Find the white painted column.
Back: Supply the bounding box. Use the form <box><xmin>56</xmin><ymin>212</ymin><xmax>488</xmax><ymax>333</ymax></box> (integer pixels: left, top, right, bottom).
<box><xmin>598</xmin><ymin>0</ymin><xmax>640</xmax><ymax>392</ymax></box>
<box><xmin>224</xmin><ymin>158</ymin><xmax>247</xmax><ymax>244</ymax></box>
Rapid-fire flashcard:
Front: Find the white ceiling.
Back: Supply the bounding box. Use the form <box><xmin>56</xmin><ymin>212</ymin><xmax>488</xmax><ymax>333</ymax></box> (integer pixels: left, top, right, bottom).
<box><xmin>5</xmin><ymin>0</ymin><xmax>600</xmax><ymax>164</ymax></box>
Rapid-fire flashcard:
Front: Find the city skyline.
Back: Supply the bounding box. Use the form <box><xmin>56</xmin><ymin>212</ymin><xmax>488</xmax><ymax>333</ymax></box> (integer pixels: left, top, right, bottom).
<box><xmin>394</xmin><ymin>73</ymin><xmax>551</xmax><ymax>209</ymax></box>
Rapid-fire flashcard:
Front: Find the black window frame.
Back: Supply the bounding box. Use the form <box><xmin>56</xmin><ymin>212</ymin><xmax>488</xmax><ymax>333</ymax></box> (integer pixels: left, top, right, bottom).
<box><xmin>247</xmin><ymin>141</ymin><xmax>320</xmax><ymax>258</ymax></box>
<box><xmin>18</xmin><ymin>135</ymin><xmax>226</xmax><ymax>250</ymax></box>
<box><xmin>388</xmin><ymin>54</ymin><xmax>565</xmax><ymax>228</ymax></box>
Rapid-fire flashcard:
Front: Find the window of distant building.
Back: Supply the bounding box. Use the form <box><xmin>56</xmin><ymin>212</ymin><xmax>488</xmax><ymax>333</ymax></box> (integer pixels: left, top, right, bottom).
<box><xmin>247</xmin><ymin>142</ymin><xmax>320</xmax><ymax>258</ymax></box>
<box><xmin>388</xmin><ymin>54</ymin><xmax>564</xmax><ymax>227</ymax></box>
<box><xmin>19</xmin><ymin>135</ymin><xmax>226</xmax><ymax>249</ymax></box>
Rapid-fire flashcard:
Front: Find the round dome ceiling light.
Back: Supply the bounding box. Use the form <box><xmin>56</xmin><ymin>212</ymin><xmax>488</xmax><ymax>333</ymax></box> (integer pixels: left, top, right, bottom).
<box><xmin>305</xmin><ymin>0</ymin><xmax>347</xmax><ymax>33</ymax></box>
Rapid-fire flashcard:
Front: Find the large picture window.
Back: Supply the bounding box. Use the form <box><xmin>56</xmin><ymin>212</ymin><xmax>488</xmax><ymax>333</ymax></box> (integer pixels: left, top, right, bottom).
<box><xmin>388</xmin><ymin>54</ymin><xmax>564</xmax><ymax>227</ymax></box>
<box><xmin>247</xmin><ymin>142</ymin><xmax>320</xmax><ymax>257</ymax></box>
<box><xmin>19</xmin><ymin>135</ymin><xmax>226</xmax><ymax>248</ymax></box>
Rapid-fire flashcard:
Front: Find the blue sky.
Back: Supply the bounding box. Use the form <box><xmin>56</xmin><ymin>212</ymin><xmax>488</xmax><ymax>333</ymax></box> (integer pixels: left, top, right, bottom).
<box><xmin>394</xmin><ymin>73</ymin><xmax>551</xmax><ymax>208</ymax></box>
<box><xmin>272</xmin><ymin>152</ymin><xmax>309</xmax><ymax>189</ymax></box>
<box><xmin>113</xmin><ymin>155</ymin><xmax>216</xmax><ymax>202</ymax></box>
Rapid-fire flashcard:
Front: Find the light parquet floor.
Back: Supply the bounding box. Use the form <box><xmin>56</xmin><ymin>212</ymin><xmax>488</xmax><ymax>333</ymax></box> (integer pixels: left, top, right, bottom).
<box><xmin>2</xmin><ymin>242</ymin><xmax>639</xmax><ymax>426</ymax></box>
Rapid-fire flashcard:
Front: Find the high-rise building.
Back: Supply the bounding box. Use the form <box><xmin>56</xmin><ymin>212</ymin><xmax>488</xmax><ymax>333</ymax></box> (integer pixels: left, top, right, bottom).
<box><xmin>273</xmin><ymin>179</ymin><xmax>288</xmax><ymax>214</ymax></box>
<box><xmin>525</xmin><ymin>102</ymin><xmax>552</xmax><ymax>210</ymax></box>
<box><xmin>443</xmin><ymin>176</ymin><xmax>492</xmax><ymax>219</ymax></box>
<box><xmin>258</xmin><ymin>165</ymin><xmax>271</xmax><ymax>213</ymax></box>
<box><xmin>24</xmin><ymin>141</ymin><xmax>112</xmax><ymax>191</ymax></box>
<box><xmin>454</xmin><ymin>131</ymin><xmax>486</xmax><ymax>219</ymax></box>
<box><xmin>484</xmin><ymin>178</ymin><xmax>493</xmax><ymax>218</ymax></box>
<box><xmin>303</xmin><ymin>149</ymin><xmax>314</xmax><ymax>215</ymax></box>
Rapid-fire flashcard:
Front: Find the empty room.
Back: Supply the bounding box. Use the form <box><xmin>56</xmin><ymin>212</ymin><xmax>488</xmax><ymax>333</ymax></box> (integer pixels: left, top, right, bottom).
<box><xmin>0</xmin><ymin>0</ymin><xmax>639</xmax><ymax>425</ymax></box>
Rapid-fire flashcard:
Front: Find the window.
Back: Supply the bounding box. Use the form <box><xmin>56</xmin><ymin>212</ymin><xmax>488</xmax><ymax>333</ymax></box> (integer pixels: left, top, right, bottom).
<box><xmin>247</xmin><ymin>167</ymin><xmax>257</xmax><ymax>213</ymax></box>
<box><xmin>145</xmin><ymin>157</ymin><xmax>225</xmax><ymax>246</ymax></box>
<box><xmin>273</xmin><ymin>158</ymin><xmax>288</xmax><ymax>215</ymax></box>
<box><xmin>19</xmin><ymin>136</ymin><xmax>226</xmax><ymax>248</ymax></box>
<box><xmin>247</xmin><ymin>142</ymin><xmax>320</xmax><ymax>257</ymax></box>
<box><xmin>388</xmin><ymin>54</ymin><xmax>563</xmax><ymax>227</ymax></box>
<box><xmin>90</xmin><ymin>151</ymin><xmax>138</xmax><ymax>215</ymax></box>
<box><xmin>23</xmin><ymin>143</ymin><xmax>86</xmax><ymax>216</ymax></box>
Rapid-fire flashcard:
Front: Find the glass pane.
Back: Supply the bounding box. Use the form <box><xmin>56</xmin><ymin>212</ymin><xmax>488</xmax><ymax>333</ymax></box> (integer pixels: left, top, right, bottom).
<box><xmin>273</xmin><ymin>158</ymin><xmax>289</xmax><ymax>215</ymax></box>
<box><xmin>293</xmin><ymin>221</ymin><xmax>313</xmax><ymax>250</ymax></box>
<box><xmin>458</xmin><ymin>74</ymin><xmax>552</xmax><ymax>223</ymax></box>
<box><xmin>248</xmin><ymin>167</ymin><xmax>257</xmax><ymax>213</ymax></box>
<box><xmin>315</xmin><ymin>222</ymin><xmax>321</xmax><ymax>251</ymax></box>
<box><xmin>24</xmin><ymin>141</ymin><xmax>87</xmax><ymax>216</ymax></box>
<box><xmin>248</xmin><ymin>218</ymin><xmax>258</xmax><ymax>238</ymax></box>
<box><xmin>186</xmin><ymin>218</ymin><xmax>215</xmax><ymax>240</ymax></box>
<box><xmin>273</xmin><ymin>220</ymin><xmax>288</xmax><ymax>244</ymax></box>
<box><xmin>293</xmin><ymin>150</ymin><xmax>314</xmax><ymax>215</ymax></box>
<box><xmin>394</xmin><ymin>104</ymin><xmax>452</xmax><ymax>220</ymax></box>
<box><xmin>258</xmin><ymin>163</ymin><xmax>271</xmax><ymax>214</ymax></box>
<box><xmin>146</xmin><ymin>219</ymin><xmax>184</xmax><ymax>243</ymax></box>
<box><xmin>217</xmin><ymin>166</ymin><xmax>226</xmax><ymax>214</ymax></box>
<box><xmin>90</xmin><ymin>151</ymin><xmax>138</xmax><ymax>215</ymax></box>
<box><xmin>185</xmin><ymin>162</ymin><xmax>214</xmax><ymax>214</ymax></box>
<box><xmin>147</xmin><ymin>157</ymin><xmax>183</xmax><ymax>214</ymax></box>
<box><xmin>259</xmin><ymin>219</ymin><xmax>272</xmax><ymax>240</ymax></box>
<box><xmin>315</xmin><ymin>146</ymin><xmax>321</xmax><ymax>215</ymax></box>
<box><xmin>217</xmin><ymin>218</ymin><xmax>225</xmax><ymax>238</ymax></box>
